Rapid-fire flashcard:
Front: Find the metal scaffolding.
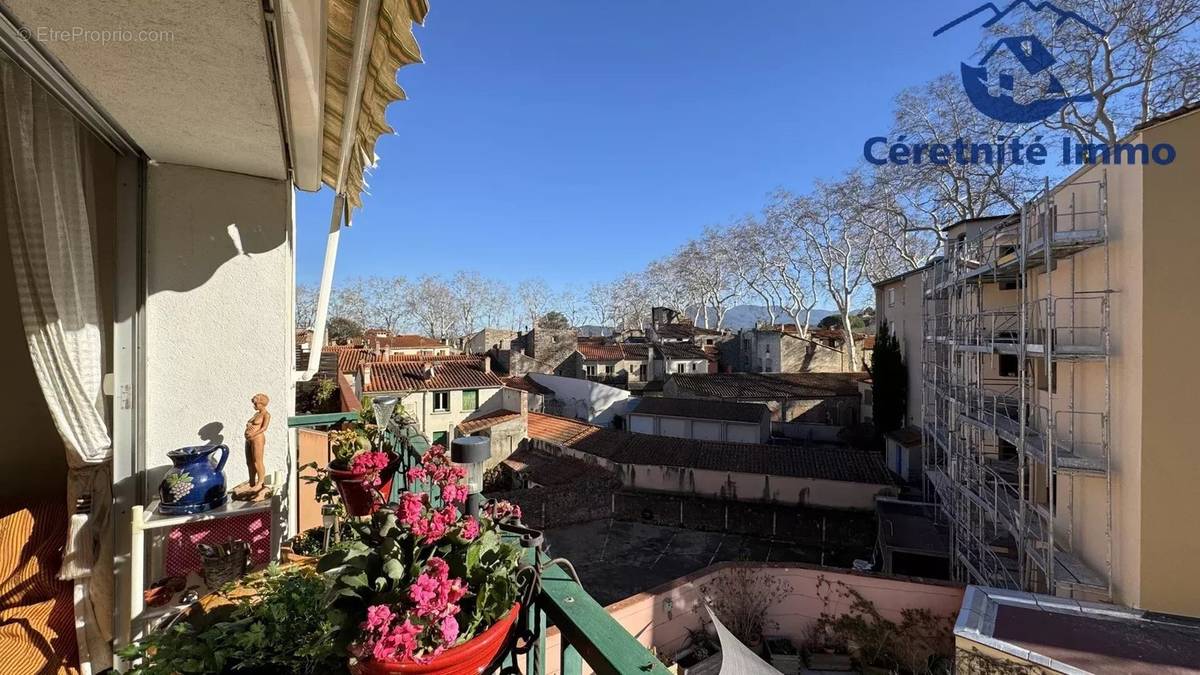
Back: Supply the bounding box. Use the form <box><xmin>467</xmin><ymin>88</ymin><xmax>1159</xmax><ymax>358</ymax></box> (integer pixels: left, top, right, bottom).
<box><xmin>921</xmin><ymin>173</ymin><xmax>1113</xmax><ymax>601</ymax></box>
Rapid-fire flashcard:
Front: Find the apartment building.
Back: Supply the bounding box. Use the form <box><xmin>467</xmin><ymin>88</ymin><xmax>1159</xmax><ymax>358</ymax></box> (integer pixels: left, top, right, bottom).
<box><xmin>914</xmin><ymin>105</ymin><xmax>1200</xmax><ymax>617</ymax></box>
<box><xmin>355</xmin><ymin>356</ymin><xmax>506</xmax><ymax>449</ymax></box>
<box><xmin>730</xmin><ymin>325</ymin><xmax>873</xmax><ymax>374</ymax></box>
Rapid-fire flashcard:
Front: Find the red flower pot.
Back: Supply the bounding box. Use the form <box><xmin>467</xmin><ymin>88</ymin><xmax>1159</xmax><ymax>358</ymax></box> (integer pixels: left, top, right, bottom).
<box><xmin>350</xmin><ymin>603</ymin><xmax>521</xmax><ymax>675</ymax></box>
<box><xmin>328</xmin><ymin>464</ymin><xmax>380</xmax><ymax>517</ymax></box>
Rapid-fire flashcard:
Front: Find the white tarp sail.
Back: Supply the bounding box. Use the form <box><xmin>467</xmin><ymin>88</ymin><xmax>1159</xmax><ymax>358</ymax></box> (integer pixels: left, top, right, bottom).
<box><xmin>705</xmin><ymin>603</ymin><xmax>782</xmax><ymax>675</ymax></box>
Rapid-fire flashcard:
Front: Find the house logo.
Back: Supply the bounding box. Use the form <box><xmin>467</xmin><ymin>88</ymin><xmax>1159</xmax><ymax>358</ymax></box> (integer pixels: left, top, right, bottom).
<box><xmin>933</xmin><ymin>1</ymin><xmax>1105</xmax><ymax>123</ymax></box>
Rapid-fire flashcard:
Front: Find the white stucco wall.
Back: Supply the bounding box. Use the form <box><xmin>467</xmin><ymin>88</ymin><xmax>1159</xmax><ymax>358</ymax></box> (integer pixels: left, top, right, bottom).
<box><xmin>143</xmin><ymin>163</ymin><xmax>294</xmax><ymax>500</ymax></box>
<box><xmin>526</xmin><ymin>372</ymin><xmax>634</xmax><ymax>425</ymax></box>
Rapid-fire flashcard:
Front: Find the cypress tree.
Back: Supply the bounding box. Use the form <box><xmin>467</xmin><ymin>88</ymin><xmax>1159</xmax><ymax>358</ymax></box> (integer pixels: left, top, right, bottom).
<box><xmin>871</xmin><ymin>320</ymin><xmax>907</xmax><ymax>437</ymax></box>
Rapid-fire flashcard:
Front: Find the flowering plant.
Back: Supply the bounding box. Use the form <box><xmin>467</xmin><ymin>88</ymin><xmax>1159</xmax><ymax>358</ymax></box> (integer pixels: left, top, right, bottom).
<box><xmin>319</xmin><ymin>445</ymin><xmax>525</xmax><ymax>665</ymax></box>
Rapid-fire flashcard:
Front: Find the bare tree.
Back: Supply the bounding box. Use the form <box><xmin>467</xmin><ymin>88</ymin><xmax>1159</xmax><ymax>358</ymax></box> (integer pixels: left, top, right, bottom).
<box><xmin>516</xmin><ymin>278</ymin><xmax>553</xmax><ymax>330</ymax></box>
<box><xmin>999</xmin><ymin>0</ymin><xmax>1200</xmax><ymax>145</ymax></box>
<box><xmin>728</xmin><ymin>216</ymin><xmax>820</xmax><ymax>335</ymax></box>
<box><xmin>450</xmin><ymin>271</ymin><xmax>495</xmax><ymax>336</ymax></box>
<box><xmin>769</xmin><ymin>184</ymin><xmax>879</xmax><ymax>367</ymax></box>
<box><xmin>557</xmin><ymin>285</ymin><xmax>587</xmax><ymax>328</ymax></box>
<box><xmin>362</xmin><ymin>275</ymin><xmax>409</xmax><ymax>332</ymax></box>
<box><xmin>586</xmin><ymin>281</ymin><xmax>616</xmax><ymax>331</ymax></box>
<box><xmin>405</xmin><ymin>275</ymin><xmax>457</xmax><ymax>339</ymax></box>
<box><xmin>889</xmin><ymin>75</ymin><xmax>1035</xmax><ymax>225</ymax></box>
<box><xmin>331</xmin><ymin>279</ymin><xmax>369</xmax><ymax>328</ymax></box>
<box><xmin>296</xmin><ymin>283</ymin><xmax>318</xmax><ymax>330</ymax></box>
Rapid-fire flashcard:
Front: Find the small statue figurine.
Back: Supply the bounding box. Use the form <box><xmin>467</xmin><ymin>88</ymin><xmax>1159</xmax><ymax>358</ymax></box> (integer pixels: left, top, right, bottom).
<box><xmin>232</xmin><ymin>393</ymin><xmax>271</xmax><ymax>501</ymax></box>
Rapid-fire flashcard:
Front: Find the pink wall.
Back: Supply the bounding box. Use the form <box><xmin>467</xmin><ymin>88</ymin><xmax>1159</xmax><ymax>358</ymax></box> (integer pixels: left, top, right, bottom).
<box><xmin>537</xmin><ymin>563</ymin><xmax>964</xmax><ymax>674</ymax></box>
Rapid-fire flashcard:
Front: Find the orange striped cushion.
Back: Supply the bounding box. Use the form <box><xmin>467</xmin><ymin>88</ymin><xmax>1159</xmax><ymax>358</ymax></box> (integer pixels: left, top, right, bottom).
<box><xmin>0</xmin><ymin>596</ymin><xmax>79</xmax><ymax>674</ymax></box>
<box><xmin>0</xmin><ymin>500</ymin><xmax>78</xmax><ymax>674</ymax></box>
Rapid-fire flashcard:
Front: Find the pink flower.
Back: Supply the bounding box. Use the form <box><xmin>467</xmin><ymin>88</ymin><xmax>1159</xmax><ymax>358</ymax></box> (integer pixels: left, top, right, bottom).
<box><xmin>441</xmin><ymin>482</ymin><xmax>467</xmax><ymax>507</ymax></box>
<box><xmin>406</xmin><ymin>465</ymin><xmax>427</xmax><ymax>483</ymax></box>
<box><xmin>409</xmin><ymin>572</ymin><xmax>441</xmax><ymax>613</ymax></box>
<box><xmin>364</xmin><ymin>604</ymin><xmax>395</xmax><ymax>633</ymax></box>
<box><xmin>483</xmin><ymin>499</ymin><xmax>522</xmax><ymax>522</ymax></box>
<box><xmin>460</xmin><ymin>516</ymin><xmax>480</xmax><ymax>540</ymax></box>
<box><xmin>439</xmin><ymin>615</ymin><xmax>460</xmax><ymax>645</ymax></box>
<box><xmin>398</xmin><ymin>491</ymin><xmax>426</xmax><ymax>526</ymax></box>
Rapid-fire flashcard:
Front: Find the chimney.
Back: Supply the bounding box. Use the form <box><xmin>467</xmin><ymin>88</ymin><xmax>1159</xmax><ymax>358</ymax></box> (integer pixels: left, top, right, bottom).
<box><xmin>482</xmin><ymin>355</ymin><xmax>491</xmax><ymax>373</ymax></box>
<box><xmin>361</xmin><ymin>363</ymin><xmax>372</xmax><ymax>389</ymax></box>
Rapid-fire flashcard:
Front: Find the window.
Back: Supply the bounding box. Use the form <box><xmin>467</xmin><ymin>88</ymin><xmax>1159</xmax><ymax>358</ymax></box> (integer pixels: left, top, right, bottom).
<box><xmin>431</xmin><ymin>430</ymin><xmax>448</xmax><ymax>447</ymax></box>
<box><xmin>585</xmin><ymin>364</ymin><xmax>597</xmax><ymax>376</ymax></box>
<box><xmin>433</xmin><ymin>391</ymin><xmax>450</xmax><ymax>412</ymax></box>
<box><xmin>888</xmin><ymin>287</ymin><xmax>896</xmax><ymax>307</ymax></box>
<box><xmin>999</xmin><ymin>354</ymin><xmax>1019</xmax><ymax>377</ymax></box>
<box><xmin>462</xmin><ymin>389</ymin><xmax>478</xmax><ymax>411</ymax></box>
<box><xmin>676</xmin><ymin>363</ymin><xmax>685</xmax><ymax>373</ymax></box>
<box><xmin>690</xmin><ymin>362</ymin><xmax>698</xmax><ymax>372</ymax></box>
<box><xmin>637</xmin><ymin>364</ymin><xmax>647</xmax><ymax>380</ymax></box>
<box><xmin>604</xmin><ymin>364</ymin><xmax>614</xmax><ymax>375</ymax></box>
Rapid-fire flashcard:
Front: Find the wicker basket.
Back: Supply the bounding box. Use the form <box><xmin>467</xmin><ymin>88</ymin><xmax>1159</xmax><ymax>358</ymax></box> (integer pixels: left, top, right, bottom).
<box><xmin>197</xmin><ymin>539</ymin><xmax>251</xmax><ymax>587</ymax></box>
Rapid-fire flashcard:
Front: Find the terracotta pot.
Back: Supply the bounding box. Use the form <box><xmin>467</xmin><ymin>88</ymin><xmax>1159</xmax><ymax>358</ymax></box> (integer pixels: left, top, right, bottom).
<box><xmin>328</xmin><ymin>464</ymin><xmax>379</xmax><ymax>516</ymax></box>
<box><xmin>350</xmin><ymin>603</ymin><xmax>521</xmax><ymax>675</ymax></box>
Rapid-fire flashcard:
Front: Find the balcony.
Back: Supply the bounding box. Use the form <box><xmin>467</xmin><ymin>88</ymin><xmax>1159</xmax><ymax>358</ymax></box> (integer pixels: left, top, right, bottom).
<box><xmin>288</xmin><ymin>412</ymin><xmax>671</xmax><ymax>674</ymax></box>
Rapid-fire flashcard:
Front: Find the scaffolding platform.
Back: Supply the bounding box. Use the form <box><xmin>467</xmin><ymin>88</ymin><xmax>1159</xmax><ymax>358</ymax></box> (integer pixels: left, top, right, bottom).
<box><xmin>921</xmin><ymin>175</ymin><xmax>1113</xmax><ymax>600</ymax></box>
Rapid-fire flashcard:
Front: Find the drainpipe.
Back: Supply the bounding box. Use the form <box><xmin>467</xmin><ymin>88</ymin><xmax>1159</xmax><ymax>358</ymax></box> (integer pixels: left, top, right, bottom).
<box><xmin>298</xmin><ymin>0</ymin><xmax>380</xmax><ymax>381</ymax></box>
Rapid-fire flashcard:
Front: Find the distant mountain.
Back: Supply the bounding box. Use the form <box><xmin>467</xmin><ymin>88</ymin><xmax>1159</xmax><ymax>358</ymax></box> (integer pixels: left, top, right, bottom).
<box><xmin>690</xmin><ymin>305</ymin><xmax>838</xmax><ymax>331</ymax></box>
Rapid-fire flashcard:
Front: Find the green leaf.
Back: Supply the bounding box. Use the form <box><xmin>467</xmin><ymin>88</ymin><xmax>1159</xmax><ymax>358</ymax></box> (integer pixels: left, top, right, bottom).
<box><xmin>340</xmin><ymin>571</ymin><xmax>368</xmax><ymax>589</ymax></box>
<box><xmin>383</xmin><ymin>558</ymin><xmax>407</xmax><ymax>581</ymax></box>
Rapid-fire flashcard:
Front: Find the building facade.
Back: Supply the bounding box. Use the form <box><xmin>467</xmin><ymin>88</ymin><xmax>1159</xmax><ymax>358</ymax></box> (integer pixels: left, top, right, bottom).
<box><xmin>919</xmin><ymin>107</ymin><xmax>1200</xmax><ymax>617</ymax></box>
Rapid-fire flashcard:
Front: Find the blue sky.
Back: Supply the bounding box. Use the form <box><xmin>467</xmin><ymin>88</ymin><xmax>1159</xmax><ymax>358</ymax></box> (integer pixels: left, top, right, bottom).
<box><xmin>295</xmin><ymin>1</ymin><xmax>983</xmax><ymax>289</ymax></box>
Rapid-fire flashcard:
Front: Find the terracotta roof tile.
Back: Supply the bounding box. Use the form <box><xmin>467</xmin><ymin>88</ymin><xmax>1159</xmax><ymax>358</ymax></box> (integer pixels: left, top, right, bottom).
<box><xmin>631</xmin><ymin>397</ymin><xmax>769</xmax><ymax>424</ymax></box>
<box><xmin>656</xmin><ymin>341</ymin><xmax>712</xmax><ymax>361</ymax></box>
<box><xmin>501</xmin><ymin>448</ymin><xmax>616</xmax><ymax>487</ymax></box>
<box><xmin>324</xmin><ymin>346</ymin><xmax>370</xmax><ymax>374</ymax></box>
<box><xmin>668</xmin><ymin>372</ymin><xmax>867</xmax><ymax>399</ymax></box>
<box><xmin>456</xmin><ymin>410</ymin><xmax>523</xmax><ymax>434</ymax></box>
<box><xmin>363</xmin><ymin>360</ymin><xmax>503</xmax><ymax>393</ymax></box>
<box><xmin>577</xmin><ymin>341</ymin><xmax>626</xmax><ymax>362</ymax></box>
<box><xmin>526</xmin><ymin>412</ymin><xmax>892</xmax><ymax>485</ymax></box>
<box><xmin>501</xmin><ymin>375</ymin><xmax>553</xmax><ymax>395</ymax></box>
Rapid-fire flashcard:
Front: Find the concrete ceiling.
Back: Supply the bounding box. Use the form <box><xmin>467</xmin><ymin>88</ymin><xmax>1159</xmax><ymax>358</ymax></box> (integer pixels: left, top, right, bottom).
<box><xmin>6</xmin><ymin>0</ymin><xmax>286</xmax><ymax>180</ymax></box>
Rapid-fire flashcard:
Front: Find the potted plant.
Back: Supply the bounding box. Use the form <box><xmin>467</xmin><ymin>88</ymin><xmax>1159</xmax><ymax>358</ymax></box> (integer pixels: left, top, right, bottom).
<box><xmin>319</xmin><ymin>445</ymin><xmax>527</xmax><ymax>673</ymax></box>
<box><xmin>326</xmin><ymin>425</ymin><xmax>391</xmax><ymax>516</ymax></box>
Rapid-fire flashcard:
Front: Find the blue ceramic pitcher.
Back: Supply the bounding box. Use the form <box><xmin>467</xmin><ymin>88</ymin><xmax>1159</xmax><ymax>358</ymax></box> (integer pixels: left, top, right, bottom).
<box><xmin>159</xmin><ymin>444</ymin><xmax>230</xmax><ymax>515</ymax></box>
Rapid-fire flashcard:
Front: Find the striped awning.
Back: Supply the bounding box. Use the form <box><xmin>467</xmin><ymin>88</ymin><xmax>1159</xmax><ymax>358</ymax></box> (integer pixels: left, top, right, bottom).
<box><xmin>322</xmin><ymin>0</ymin><xmax>428</xmax><ymax>209</ymax></box>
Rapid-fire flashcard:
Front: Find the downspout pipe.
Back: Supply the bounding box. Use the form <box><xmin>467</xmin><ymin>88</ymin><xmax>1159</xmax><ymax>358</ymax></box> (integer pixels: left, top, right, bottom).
<box><xmin>298</xmin><ymin>0</ymin><xmax>380</xmax><ymax>381</ymax></box>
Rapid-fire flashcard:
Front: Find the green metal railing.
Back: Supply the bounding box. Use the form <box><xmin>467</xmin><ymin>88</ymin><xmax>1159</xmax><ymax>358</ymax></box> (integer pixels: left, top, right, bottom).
<box><xmin>288</xmin><ymin>412</ymin><xmax>669</xmax><ymax>675</ymax></box>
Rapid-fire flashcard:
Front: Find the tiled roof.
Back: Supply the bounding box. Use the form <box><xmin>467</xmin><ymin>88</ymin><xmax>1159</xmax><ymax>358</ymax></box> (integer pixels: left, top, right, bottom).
<box><xmin>620</xmin><ymin>343</ymin><xmax>650</xmax><ymax>360</ymax></box>
<box><xmin>577</xmin><ymin>340</ymin><xmax>626</xmax><ymax>362</ymax></box>
<box><xmin>654</xmin><ymin>323</ymin><xmax>697</xmax><ymax>341</ymax></box>
<box><xmin>363</xmin><ymin>359</ymin><xmax>504</xmax><ymax>393</ymax></box>
<box><xmin>656</xmin><ymin>341</ymin><xmax>711</xmax><ymax>361</ymax></box>
<box><xmin>501</xmin><ymin>447</ymin><xmax>616</xmax><ymax>487</ymax></box>
<box><xmin>456</xmin><ymin>410</ymin><xmax>523</xmax><ymax>434</ymax></box>
<box><xmin>631</xmin><ymin>397</ymin><xmax>769</xmax><ymax>424</ymax></box>
<box><xmin>324</xmin><ymin>346</ymin><xmax>371</xmax><ymax>374</ymax></box>
<box><xmin>527</xmin><ymin>413</ymin><xmax>892</xmax><ymax>485</ymax></box>
<box><xmin>668</xmin><ymin>372</ymin><xmax>868</xmax><ymax>399</ymax></box>
<box><xmin>501</xmin><ymin>375</ymin><xmax>554</xmax><ymax>395</ymax></box>
<box><xmin>385</xmin><ymin>353</ymin><xmax>479</xmax><ymax>363</ymax></box>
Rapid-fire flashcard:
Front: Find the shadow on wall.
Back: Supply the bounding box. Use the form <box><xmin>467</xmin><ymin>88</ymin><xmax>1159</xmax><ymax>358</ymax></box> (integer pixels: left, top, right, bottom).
<box><xmin>145</xmin><ymin>163</ymin><xmax>290</xmax><ymax>295</ymax></box>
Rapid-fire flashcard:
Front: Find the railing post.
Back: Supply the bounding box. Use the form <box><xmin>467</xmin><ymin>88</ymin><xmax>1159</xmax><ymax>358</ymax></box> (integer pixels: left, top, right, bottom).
<box><xmin>561</xmin><ymin>640</ymin><xmax>583</xmax><ymax>675</ymax></box>
<box><xmin>525</xmin><ymin>545</ymin><xmax>546</xmax><ymax>675</ymax></box>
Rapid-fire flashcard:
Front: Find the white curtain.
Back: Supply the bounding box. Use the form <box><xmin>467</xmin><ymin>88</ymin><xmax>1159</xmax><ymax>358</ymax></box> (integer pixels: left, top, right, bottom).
<box><xmin>0</xmin><ymin>58</ymin><xmax>114</xmax><ymax>670</ymax></box>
